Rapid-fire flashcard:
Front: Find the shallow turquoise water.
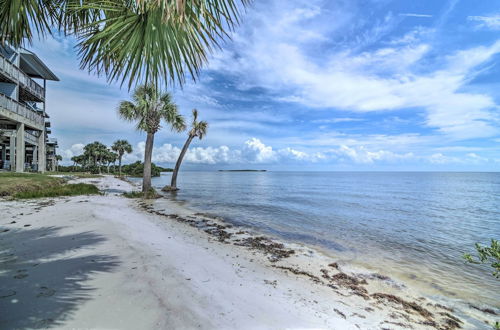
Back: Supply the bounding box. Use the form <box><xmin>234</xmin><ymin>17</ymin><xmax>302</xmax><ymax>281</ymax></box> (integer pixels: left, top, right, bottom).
<box><xmin>141</xmin><ymin>171</ymin><xmax>499</xmax><ymax>308</ymax></box>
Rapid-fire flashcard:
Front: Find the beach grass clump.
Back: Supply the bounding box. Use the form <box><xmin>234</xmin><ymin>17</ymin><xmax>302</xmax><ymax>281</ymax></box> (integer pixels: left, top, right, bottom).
<box><xmin>122</xmin><ymin>191</ymin><xmax>144</xmax><ymax>198</ymax></box>
<box><xmin>13</xmin><ymin>183</ymin><xmax>99</xmax><ymax>199</ymax></box>
<box><xmin>0</xmin><ymin>173</ymin><xmax>65</xmax><ymax>197</ymax></box>
<box><xmin>123</xmin><ymin>188</ymin><xmax>159</xmax><ymax>199</ymax></box>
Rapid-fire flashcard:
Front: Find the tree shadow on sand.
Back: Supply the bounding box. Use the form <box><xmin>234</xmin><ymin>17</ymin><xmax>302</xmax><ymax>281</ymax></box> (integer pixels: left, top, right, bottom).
<box><xmin>0</xmin><ymin>226</ymin><xmax>120</xmax><ymax>329</ymax></box>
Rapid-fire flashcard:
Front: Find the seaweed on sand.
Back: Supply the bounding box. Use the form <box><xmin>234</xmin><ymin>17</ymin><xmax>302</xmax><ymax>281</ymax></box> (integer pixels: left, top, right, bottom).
<box><xmin>235</xmin><ymin>236</ymin><xmax>295</xmax><ymax>262</ymax></box>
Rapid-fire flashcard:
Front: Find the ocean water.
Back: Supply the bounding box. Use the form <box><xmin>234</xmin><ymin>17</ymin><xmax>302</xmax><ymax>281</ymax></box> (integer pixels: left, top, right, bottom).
<box><xmin>145</xmin><ymin>171</ymin><xmax>499</xmax><ymax>308</ymax></box>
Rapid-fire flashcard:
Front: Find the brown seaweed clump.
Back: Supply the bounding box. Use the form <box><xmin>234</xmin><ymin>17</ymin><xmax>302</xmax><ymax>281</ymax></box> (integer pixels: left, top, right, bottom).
<box><xmin>321</xmin><ymin>269</ymin><xmax>370</xmax><ymax>299</ymax></box>
<box><xmin>272</xmin><ymin>265</ymin><xmax>322</xmax><ymax>283</ymax></box>
<box><xmin>371</xmin><ymin>293</ymin><xmax>433</xmax><ymax>320</ymax></box>
<box><xmin>236</xmin><ymin>236</ymin><xmax>295</xmax><ymax>262</ymax></box>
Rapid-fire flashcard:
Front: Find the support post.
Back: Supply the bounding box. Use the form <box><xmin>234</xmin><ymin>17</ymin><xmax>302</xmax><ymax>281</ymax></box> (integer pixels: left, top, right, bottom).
<box><xmin>38</xmin><ymin>132</ymin><xmax>46</xmax><ymax>173</ymax></box>
<box><xmin>15</xmin><ymin>123</ymin><xmax>24</xmax><ymax>172</ymax></box>
<box><xmin>1</xmin><ymin>144</ymin><xmax>5</xmax><ymax>170</ymax></box>
<box><xmin>9</xmin><ymin>135</ymin><xmax>15</xmax><ymax>171</ymax></box>
<box><xmin>32</xmin><ymin>145</ymin><xmax>38</xmax><ymax>172</ymax></box>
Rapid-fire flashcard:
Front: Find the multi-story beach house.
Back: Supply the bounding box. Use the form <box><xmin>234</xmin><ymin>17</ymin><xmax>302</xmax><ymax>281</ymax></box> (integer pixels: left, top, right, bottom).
<box><xmin>0</xmin><ymin>44</ymin><xmax>59</xmax><ymax>172</ymax></box>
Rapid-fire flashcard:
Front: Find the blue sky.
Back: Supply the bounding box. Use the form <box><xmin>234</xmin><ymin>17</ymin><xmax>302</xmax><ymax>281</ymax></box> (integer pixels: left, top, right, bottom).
<box><xmin>32</xmin><ymin>0</ymin><xmax>500</xmax><ymax>170</ymax></box>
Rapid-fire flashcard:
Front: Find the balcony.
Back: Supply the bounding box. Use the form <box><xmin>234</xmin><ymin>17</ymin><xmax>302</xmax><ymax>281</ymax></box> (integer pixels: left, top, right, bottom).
<box><xmin>25</xmin><ymin>130</ymin><xmax>40</xmax><ymax>145</ymax></box>
<box><xmin>0</xmin><ymin>93</ymin><xmax>44</xmax><ymax>129</ymax></box>
<box><xmin>0</xmin><ymin>54</ymin><xmax>45</xmax><ymax>101</ymax></box>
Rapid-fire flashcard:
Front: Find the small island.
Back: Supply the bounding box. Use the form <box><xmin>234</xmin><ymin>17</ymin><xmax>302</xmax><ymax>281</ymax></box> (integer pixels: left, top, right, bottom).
<box><xmin>218</xmin><ymin>169</ymin><xmax>267</xmax><ymax>172</ymax></box>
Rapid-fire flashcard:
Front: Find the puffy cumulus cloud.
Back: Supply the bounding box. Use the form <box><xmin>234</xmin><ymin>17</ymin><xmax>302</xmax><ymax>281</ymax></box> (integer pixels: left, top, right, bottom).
<box><xmin>328</xmin><ymin>145</ymin><xmax>415</xmax><ymax>164</ymax></box>
<box><xmin>61</xmin><ymin>143</ymin><xmax>85</xmax><ymax>161</ymax></box>
<box><xmin>241</xmin><ymin>138</ymin><xmax>277</xmax><ymax>163</ymax></box>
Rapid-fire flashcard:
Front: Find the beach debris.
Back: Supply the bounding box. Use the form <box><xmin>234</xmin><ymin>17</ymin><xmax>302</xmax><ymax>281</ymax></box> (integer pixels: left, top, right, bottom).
<box><xmin>328</xmin><ymin>262</ymin><xmax>340</xmax><ymax>270</ymax></box>
<box><xmin>371</xmin><ymin>293</ymin><xmax>433</xmax><ymax>320</ymax></box>
<box><xmin>333</xmin><ymin>308</ymin><xmax>346</xmax><ymax>319</ymax></box>
<box><xmin>264</xmin><ymin>279</ymin><xmax>278</xmax><ymax>287</ymax></box>
<box><xmin>468</xmin><ymin>304</ymin><xmax>497</xmax><ymax>315</ymax></box>
<box><xmin>235</xmin><ymin>236</ymin><xmax>295</xmax><ymax>262</ymax></box>
<box><xmin>37</xmin><ymin>286</ymin><xmax>56</xmax><ymax>298</ymax></box>
<box><xmin>13</xmin><ymin>273</ymin><xmax>28</xmax><ymax>279</ymax></box>
<box><xmin>321</xmin><ymin>268</ymin><xmax>369</xmax><ymax>299</ymax></box>
<box><xmin>438</xmin><ymin>312</ymin><xmax>463</xmax><ymax>329</ymax></box>
<box><xmin>0</xmin><ymin>290</ymin><xmax>16</xmax><ymax>298</ymax></box>
<box><xmin>272</xmin><ymin>265</ymin><xmax>321</xmax><ymax>283</ymax></box>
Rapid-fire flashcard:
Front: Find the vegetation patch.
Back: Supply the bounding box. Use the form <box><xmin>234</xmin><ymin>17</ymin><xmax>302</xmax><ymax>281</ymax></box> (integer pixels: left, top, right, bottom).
<box><xmin>121</xmin><ymin>161</ymin><xmax>171</xmax><ymax>177</ymax></box>
<box><xmin>14</xmin><ymin>183</ymin><xmax>99</xmax><ymax>199</ymax></box>
<box><xmin>122</xmin><ymin>191</ymin><xmax>144</xmax><ymax>198</ymax></box>
<box><xmin>0</xmin><ymin>173</ymin><xmax>65</xmax><ymax>197</ymax></box>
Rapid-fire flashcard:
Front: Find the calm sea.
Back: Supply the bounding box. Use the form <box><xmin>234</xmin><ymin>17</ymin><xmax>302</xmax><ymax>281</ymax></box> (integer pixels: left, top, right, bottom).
<box><xmin>144</xmin><ymin>171</ymin><xmax>499</xmax><ymax>308</ymax></box>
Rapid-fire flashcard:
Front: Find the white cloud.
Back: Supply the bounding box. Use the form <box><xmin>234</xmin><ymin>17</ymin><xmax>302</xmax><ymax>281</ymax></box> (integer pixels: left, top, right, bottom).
<box><xmin>312</xmin><ymin>118</ymin><xmax>364</xmax><ymax>124</ymax></box>
<box><xmin>468</xmin><ymin>15</ymin><xmax>500</xmax><ymax>30</ymax></box>
<box><xmin>328</xmin><ymin>145</ymin><xmax>415</xmax><ymax>164</ymax></box>
<box><xmin>399</xmin><ymin>13</ymin><xmax>433</xmax><ymax>18</ymax></box>
<box><xmin>61</xmin><ymin>143</ymin><xmax>85</xmax><ymax>161</ymax></box>
<box><xmin>60</xmin><ymin>137</ymin><xmax>496</xmax><ymax>168</ymax></box>
<box><xmin>208</xmin><ymin>0</ymin><xmax>500</xmax><ymax>140</ymax></box>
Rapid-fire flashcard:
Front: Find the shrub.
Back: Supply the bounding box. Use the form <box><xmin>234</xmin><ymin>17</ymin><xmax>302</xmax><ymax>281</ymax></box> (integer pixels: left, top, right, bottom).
<box><xmin>121</xmin><ymin>161</ymin><xmax>167</xmax><ymax>177</ymax></box>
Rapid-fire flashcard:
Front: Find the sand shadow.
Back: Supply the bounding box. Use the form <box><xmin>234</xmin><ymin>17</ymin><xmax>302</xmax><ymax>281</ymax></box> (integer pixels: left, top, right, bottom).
<box><xmin>0</xmin><ymin>226</ymin><xmax>120</xmax><ymax>329</ymax></box>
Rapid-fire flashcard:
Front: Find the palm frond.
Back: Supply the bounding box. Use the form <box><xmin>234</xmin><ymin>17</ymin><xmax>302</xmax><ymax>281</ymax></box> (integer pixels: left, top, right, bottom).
<box><xmin>0</xmin><ymin>0</ymin><xmax>58</xmax><ymax>46</ymax></box>
<box><xmin>75</xmin><ymin>0</ymin><xmax>248</xmax><ymax>88</ymax></box>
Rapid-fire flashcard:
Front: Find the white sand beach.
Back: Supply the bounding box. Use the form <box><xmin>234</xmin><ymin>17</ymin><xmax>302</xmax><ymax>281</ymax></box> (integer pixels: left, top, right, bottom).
<box><xmin>0</xmin><ymin>176</ymin><xmax>492</xmax><ymax>329</ymax></box>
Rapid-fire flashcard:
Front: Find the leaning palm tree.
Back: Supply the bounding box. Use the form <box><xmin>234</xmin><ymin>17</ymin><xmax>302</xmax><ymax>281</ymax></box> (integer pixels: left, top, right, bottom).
<box><xmin>1</xmin><ymin>0</ymin><xmax>249</xmax><ymax>88</ymax></box>
<box><xmin>112</xmin><ymin>140</ymin><xmax>133</xmax><ymax>176</ymax></box>
<box><xmin>165</xmin><ymin>109</ymin><xmax>208</xmax><ymax>191</ymax></box>
<box><xmin>118</xmin><ymin>84</ymin><xmax>185</xmax><ymax>194</ymax></box>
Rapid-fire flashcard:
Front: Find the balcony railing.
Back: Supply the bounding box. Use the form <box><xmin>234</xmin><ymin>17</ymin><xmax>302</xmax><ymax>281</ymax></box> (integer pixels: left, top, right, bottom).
<box><xmin>0</xmin><ymin>54</ymin><xmax>45</xmax><ymax>101</ymax></box>
<box><xmin>25</xmin><ymin>130</ymin><xmax>39</xmax><ymax>145</ymax></box>
<box><xmin>0</xmin><ymin>93</ymin><xmax>44</xmax><ymax>128</ymax></box>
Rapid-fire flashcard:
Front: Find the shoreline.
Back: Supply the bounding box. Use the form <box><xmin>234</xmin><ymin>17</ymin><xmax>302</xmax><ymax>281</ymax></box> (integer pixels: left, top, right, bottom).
<box><xmin>0</xmin><ymin>175</ymin><xmax>496</xmax><ymax>329</ymax></box>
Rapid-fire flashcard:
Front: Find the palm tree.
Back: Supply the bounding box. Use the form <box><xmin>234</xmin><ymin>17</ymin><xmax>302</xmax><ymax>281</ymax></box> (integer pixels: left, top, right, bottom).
<box><xmin>165</xmin><ymin>109</ymin><xmax>208</xmax><ymax>191</ymax></box>
<box><xmin>1</xmin><ymin>0</ymin><xmax>248</xmax><ymax>88</ymax></box>
<box><xmin>118</xmin><ymin>84</ymin><xmax>185</xmax><ymax>194</ymax></box>
<box><xmin>84</xmin><ymin>141</ymin><xmax>107</xmax><ymax>173</ymax></box>
<box><xmin>55</xmin><ymin>155</ymin><xmax>62</xmax><ymax>172</ymax></box>
<box><xmin>112</xmin><ymin>140</ymin><xmax>133</xmax><ymax>176</ymax></box>
<box><xmin>104</xmin><ymin>150</ymin><xmax>118</xmax><ymax>174</ymax></box>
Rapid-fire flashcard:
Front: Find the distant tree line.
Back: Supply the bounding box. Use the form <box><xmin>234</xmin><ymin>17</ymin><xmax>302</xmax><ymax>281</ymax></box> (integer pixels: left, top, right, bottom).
<box><xmin>65</xmin><ymin>140</ymin><xmax>172</xmax><ymax>176</ymax></box>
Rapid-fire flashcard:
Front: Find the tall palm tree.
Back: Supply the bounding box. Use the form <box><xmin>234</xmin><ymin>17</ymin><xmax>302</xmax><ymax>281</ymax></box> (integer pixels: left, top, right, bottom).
<box><xmin>166</xmin><ymin>109</ymin><xmax>207</xmax><ymax>191</ymax></box>
<box><xmin>112</xmin><ymin>140</ymin><xmax>133</xmax><ymax>176</ymax></box>
<box><xmin>118</xmin><ymin>84</ymin><xmax>185</xmax><ymax>194</ymax></box>
<box><xmin>55</xmin><ymin>154</ymin><xmax>62</xmax><ymax>172</ymax></box>
<box><xmin>104</xmin><ymin>150</ymin><xmax>118</xmax><ymax>174</ymax></box>
<box><xmin>0</xmin><ymin>0</ymin><xmax>248</xmax><ymax>88</ymax></box>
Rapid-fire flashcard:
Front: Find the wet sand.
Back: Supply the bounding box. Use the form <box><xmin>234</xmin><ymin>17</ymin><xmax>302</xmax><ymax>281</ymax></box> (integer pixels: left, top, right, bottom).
<box><xmin>0</xmin><ymin>176</ymin><xmax>496</xmax><ymax>329</ymax></box>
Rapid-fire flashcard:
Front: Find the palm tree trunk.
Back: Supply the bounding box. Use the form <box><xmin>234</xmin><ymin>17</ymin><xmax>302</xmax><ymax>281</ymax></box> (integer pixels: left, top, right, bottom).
<box><xmin>118</xmin><ymin>156</ymin><xmax>122</xmax><ymax>176</ymax></box>
<box><xmin>143</xmin><ymin>132</ymin><xmax>155</xmax><ymax>193</ymax></box>
<box><xmin>170</xmin><ymin>135</ymin><xmax>194</xmax><ymax>189</ymax></box>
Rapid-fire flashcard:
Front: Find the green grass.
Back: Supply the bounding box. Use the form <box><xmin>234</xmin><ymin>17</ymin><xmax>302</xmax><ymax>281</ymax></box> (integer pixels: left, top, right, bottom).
<box><xmin>122</xmin><ymin>191</ymin><xmax>144</xmax><ymax>198</ymax></box>
<box><xmin>122</xmin><ymin>188</ymin><xmax>159</xmax><ymax>199</ymax></box>
<box><xmin>0</xmin><ymin>173</ymin><xmax>65</xmax><ymax>197</ymax></box>
<box><xmin>0</xmin><ymin>172</ymin><xmax>100</xmax><ymax>199</ymax></box>
<box><xmin>14</xmin><ymin>183</ymin><xmax>100</xmax><ymax>199</ymax></box>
